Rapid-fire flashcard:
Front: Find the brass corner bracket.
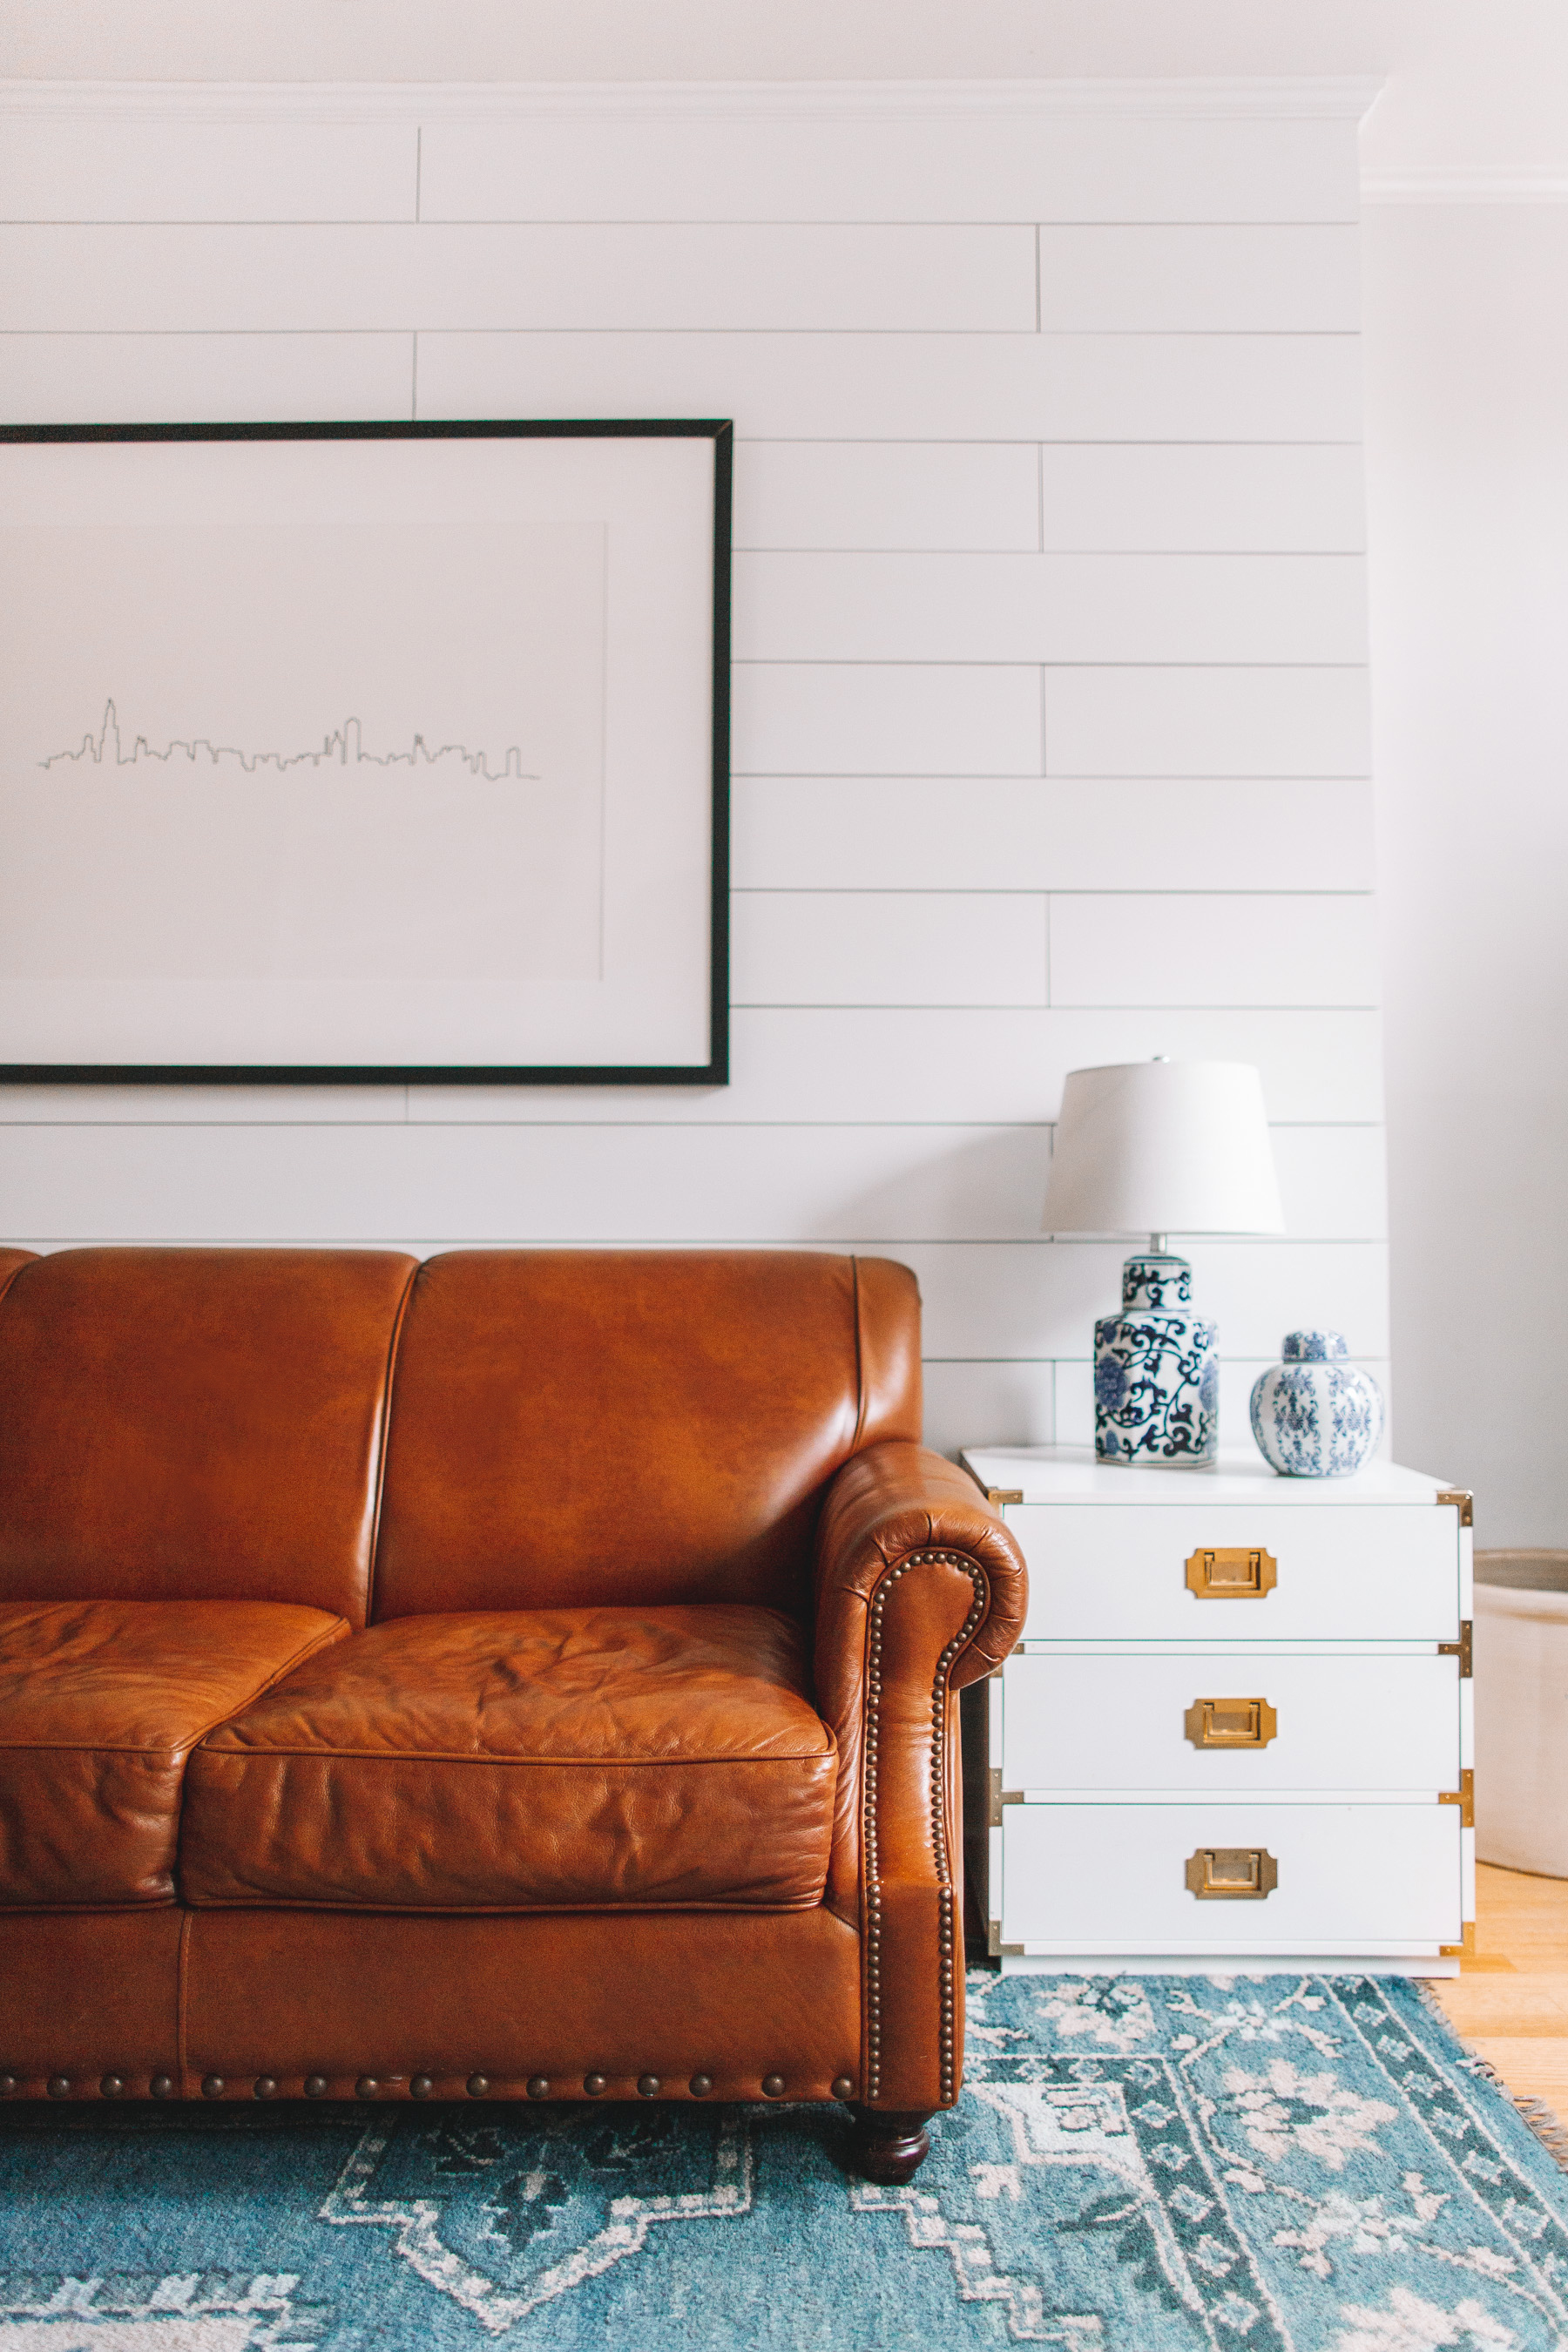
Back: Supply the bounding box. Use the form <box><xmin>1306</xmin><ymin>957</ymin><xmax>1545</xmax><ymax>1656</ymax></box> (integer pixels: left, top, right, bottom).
<box><xmin>1437</xmin><ymin>1621</ymin><xmax>1473</xmax><ymax>1677</ymax></box>
<box><xmin>1437</xmin><ymin>1489</ymin><xmax>1474</xmax><ymax>1527</ymax></box>
<box><xmin>988</xmin><ymin>1770</ymin><xmax>1024</xmax><ymax>1827</ymax></box>
<box><xmin>1439</xmin><ymin>1768</ymin><xmax>1475</xmax><ymax>1828</ymax></box>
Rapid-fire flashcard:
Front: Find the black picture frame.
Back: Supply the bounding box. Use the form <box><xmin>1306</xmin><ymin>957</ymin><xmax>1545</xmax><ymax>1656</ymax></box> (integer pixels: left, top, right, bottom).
<box><xmin>0</xmin><ymin>417</ymin><xmax>732</xmax><ymax>1087</ymax></box>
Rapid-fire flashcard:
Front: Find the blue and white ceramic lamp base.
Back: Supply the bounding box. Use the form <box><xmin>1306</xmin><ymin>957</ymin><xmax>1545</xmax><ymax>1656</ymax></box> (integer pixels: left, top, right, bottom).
<box><xmin>1094</xmin><ymin>1254</ymin><xmax>1218</xmax><ymax>1467</ymax></box>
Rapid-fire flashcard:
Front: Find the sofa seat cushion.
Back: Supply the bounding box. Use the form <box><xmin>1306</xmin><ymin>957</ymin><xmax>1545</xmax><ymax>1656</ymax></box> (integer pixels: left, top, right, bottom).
<box><xmin>182</xmin><ymin>1607</ymin><xmax>837</xmax><ymax>1911</ymax></box>
<box><xmin>0</xmin><ymin>1600</ymin><xmax>348</xmax><ymax>1907</ymax></box>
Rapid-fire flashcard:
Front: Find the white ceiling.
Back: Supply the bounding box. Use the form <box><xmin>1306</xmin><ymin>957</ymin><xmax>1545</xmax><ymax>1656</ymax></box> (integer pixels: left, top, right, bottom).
<box><xmin>2</xmin><ymin>0</ymin><xmax>1565</xmax><ymax>177</ymax></box>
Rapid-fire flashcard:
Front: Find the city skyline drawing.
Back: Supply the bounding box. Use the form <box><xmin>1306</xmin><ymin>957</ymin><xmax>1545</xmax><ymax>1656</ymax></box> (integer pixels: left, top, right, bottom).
<box><xmin>40</xmin><ymin>700</ymin><xmax>541</xmax><ymax>784</ymax></box>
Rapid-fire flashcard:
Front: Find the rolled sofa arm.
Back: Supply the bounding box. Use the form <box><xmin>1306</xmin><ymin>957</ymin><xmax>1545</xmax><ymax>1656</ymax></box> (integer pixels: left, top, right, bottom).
<box><xmin>813</xmin><ymin>1441</ymin><xmax>1029</xmax><ymax>2112</ymax></box>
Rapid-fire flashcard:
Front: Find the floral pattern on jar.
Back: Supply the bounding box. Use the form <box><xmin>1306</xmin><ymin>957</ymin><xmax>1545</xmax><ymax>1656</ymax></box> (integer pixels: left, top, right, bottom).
<box><xmin>1250</xmin><ymin>1329</ymin><xmax>1384</xmax><ymax>1477</ymax></box>
<box><xmin>1094</xmin><ymin>1253</ymin><xmax>1218</xmax><ymax>1466</ymax></box>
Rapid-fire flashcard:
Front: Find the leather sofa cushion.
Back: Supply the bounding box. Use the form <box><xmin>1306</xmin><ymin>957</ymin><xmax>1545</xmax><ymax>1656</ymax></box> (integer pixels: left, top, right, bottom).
<box><xmin>0</xmin><ymin>1600</ymin><xmax>348</xmax><ymax>1907</ymax></box>
<box><xmin>0</xmin><ymin>1247</ymin><xmax>418</xmax><ymax>1624</ymax></box>
<box><xmin>183</xmin><ymin>1607</ymin><xmax>836</xmax><ymax>1912</ymax></box>
<box><xmin>372</xmin><ymin>1250</ymin><xmax>922</xmax><ymax>1619</ymax></box>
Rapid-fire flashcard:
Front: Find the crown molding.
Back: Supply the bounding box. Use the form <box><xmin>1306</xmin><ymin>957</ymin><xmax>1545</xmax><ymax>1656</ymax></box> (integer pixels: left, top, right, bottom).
<box><xmin>12</xmin><ymin>80</ymin><xmax>1559</xmax><ymax>204</ymax></box>
<box><xmin>1362</xmin><ymin>165</ymin><xmax>1568</xmax><ymax>204</ymax></box>
<box><xmin>0</xmin><ymin>75</ymin><xmax>1384</xmax><ymax>125</ymax></box>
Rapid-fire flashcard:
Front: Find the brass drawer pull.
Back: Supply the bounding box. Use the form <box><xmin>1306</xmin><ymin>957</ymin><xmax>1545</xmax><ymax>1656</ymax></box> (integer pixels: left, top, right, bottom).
<box><xmin>1186</xmin><ymin>1545</ymin><xmax>1277</xmax><ymax>1599</ymax></box>
<box><xmin>1186</xmin><ymin>1848</ymin><xmax>1278</xmax><ymax>1900</ymax></box>
<box><xmin>1185</xmin><ymin>1697</ymin><xmax>1277</xmax><ymax>1749</ymax></box>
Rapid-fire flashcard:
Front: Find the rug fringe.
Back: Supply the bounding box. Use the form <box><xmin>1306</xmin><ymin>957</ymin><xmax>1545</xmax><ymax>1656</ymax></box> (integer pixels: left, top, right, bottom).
<box><xmin>1413</xmin><ymin>1977</ymin><xmax>1568</xmax><ymax>2173</ymax></box>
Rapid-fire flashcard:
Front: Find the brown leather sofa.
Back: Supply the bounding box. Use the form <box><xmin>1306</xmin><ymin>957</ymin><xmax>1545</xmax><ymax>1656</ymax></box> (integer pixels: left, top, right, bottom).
<box><xmin>0</xmin><ymin>1244</ymin><xmax>1026</xmax><ymax>2180</ymax></box>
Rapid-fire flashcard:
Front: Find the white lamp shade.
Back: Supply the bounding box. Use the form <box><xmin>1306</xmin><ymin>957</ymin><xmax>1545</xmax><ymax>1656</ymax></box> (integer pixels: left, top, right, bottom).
<box><xmin>1042</xmin><ymin>1059</ymin><xmax>1285</xmax><ymax>1237</ymax></box>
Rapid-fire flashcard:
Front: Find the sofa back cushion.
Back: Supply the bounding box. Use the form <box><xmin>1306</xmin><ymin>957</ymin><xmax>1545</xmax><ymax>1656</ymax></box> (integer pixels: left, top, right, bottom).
<box><xmin>372</xmin><ymin>1250</ymin><xmax>921</xmax><ymax>1619</ymax></box>
<box><xmin>0</xmin><ymin>1248</ymin><xmax>418</xmax><ymax>1625</ymax></box>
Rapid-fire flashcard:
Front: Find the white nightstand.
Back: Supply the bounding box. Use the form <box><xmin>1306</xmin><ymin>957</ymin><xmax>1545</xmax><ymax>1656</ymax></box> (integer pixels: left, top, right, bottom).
<box><xmin>959</xmin><ymin>1444</ymin><xmax>1476</xmax><ymax>1977</ymax></box>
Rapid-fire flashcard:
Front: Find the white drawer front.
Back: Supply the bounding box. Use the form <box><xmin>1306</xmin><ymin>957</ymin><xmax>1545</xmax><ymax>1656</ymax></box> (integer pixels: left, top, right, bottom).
<box><xmin>1004</xmin><ymin>1651</ymin><xmax>1460</xmax><ymax>1794</ymax></box>
<box><xmin>1002</xmin><ymin>1801</ymin><xmax>1463</xmax><ymax>1951</ymax></box>
<box><xmin>1007</xmin><ymin>1504</ymin><xmax>1458</xmax><ymax>1642</ymax></box>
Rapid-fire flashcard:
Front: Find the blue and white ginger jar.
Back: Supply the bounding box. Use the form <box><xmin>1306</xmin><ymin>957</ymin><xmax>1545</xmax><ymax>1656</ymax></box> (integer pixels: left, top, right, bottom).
<box><xmin>1249</xmin><ymin>1330</ymin><xmax>1383</xmax><ymax>1477</ymax></box>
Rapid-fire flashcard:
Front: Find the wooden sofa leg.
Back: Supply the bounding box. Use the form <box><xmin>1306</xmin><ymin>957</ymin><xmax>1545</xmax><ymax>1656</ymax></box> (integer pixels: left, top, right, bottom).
<box><xmin>848</xmin><ymin>2105</ymin><xmax>934</xmax><ymax>2184</ymax></box>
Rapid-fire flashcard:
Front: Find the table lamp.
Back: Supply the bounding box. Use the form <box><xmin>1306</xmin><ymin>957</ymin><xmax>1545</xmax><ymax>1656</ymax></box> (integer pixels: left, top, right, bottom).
<box><xmin>1042</xmin><ymin>1059</ymin><xmax>1285</xmax><ymax>1465</ymax></box>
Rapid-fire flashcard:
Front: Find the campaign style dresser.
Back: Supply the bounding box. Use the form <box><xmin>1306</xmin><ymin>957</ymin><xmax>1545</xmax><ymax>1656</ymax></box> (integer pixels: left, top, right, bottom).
<box><xmin>958</xmin><ymin>1446</ymin><xmax>1476</xmax><ymax>1977</ymax></box>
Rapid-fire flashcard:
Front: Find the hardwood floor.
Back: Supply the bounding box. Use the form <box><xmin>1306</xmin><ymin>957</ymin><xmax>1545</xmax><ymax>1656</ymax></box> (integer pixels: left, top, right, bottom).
<box><xmin>1428</xmin><ymin>1862</ymin><xmax>1568</xmax><ymax>2122</ymax></box>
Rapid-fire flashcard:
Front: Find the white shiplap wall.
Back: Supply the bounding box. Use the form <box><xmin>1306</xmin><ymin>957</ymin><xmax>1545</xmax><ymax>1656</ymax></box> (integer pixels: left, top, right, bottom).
<box><xmin>0</xmin><ymin>81</ymin><xmax>1385</xmax><ymax>1456</ymax></box>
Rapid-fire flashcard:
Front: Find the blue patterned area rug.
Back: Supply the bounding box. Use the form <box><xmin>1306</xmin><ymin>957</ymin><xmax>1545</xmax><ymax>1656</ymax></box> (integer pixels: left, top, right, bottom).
<box><xmin>3</xmin><ymin>1973</ymin><xmax>1568</xmax><ymax>2349</ymax></box>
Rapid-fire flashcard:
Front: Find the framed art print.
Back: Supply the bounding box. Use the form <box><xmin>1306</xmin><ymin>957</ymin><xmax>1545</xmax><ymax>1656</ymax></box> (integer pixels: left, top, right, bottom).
<box><xmin>0</xmin><ymin>419</ymin><xmax>731</xmax><ymax>1084</ymax></box>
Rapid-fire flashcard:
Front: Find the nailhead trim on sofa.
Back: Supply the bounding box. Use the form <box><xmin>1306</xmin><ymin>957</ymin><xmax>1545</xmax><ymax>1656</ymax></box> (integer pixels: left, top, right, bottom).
<box><xmin>862</xmin><ymin>1550</ymin><xmax>989</xmax><ymax>2107</ymax></box>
